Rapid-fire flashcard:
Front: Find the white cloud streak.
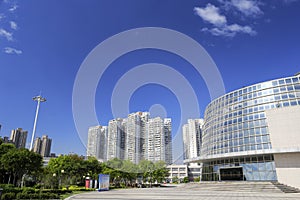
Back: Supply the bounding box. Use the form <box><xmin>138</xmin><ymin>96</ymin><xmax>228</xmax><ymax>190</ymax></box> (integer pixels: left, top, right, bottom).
<box><xmin>3</xmin><ymin>47</ymin><xmax>22</xmax><ymax>55</ymax></box>
<box><xmin>9</xmin><ymin>4</ymin><xmax>18</xmax><ymax>12</ymax></box>
<box><xmin>0</xmin><ymin>28</ymin><xmax>13</xmax><ymax>41</ymax></box>
<box><xmin>202</xmin><ymin>24</ymin><xmax>256</xmax><ymax>37</ymax></box>
<box><xmin>10</xmin><ymin>21</ymin><xmax>17</xmax><ymax>30</ymax></box>
<box><xmin>194</xmin><ymin>3</ymin><xmax>256</xmax><ymax>37</ymax></box>
<box><xmin>230</xmin><ymin>0</ymin><xmax>263</xmax><ymax>16</ymax></box>
<box><xmin>194</xmin><ymin>4</ymin><xmax>227</xmax><ymax>26</ymax></box>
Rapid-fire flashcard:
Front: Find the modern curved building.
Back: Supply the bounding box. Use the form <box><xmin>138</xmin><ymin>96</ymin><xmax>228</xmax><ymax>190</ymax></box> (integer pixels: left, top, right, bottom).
<box><xmin>186</xmin><ymin>73</ymin><xmax>300</xmax><ymax>187</ymax></box>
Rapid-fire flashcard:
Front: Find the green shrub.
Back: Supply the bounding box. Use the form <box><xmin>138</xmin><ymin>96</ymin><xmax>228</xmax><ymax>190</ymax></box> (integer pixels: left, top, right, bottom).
<box><xmin>1</xmin><ymin>192</ymin><xmax>15</xmax><ymax>200</ymax></box>
<box><xmin>16</xmin><ymin>192</ymin><xmax>60</xmax><ymax>199</ymax></box>
<box><xmin>193</xmin><ymin>177</ymin><xmax>200</xmax><ymax>182</ymax></box>
<box><xmin>2</xmin><ymin>187</ymin><xmax>22</xmax><ymax>194</ymax></box>
<box><xmin>41</xmin><ymin>189</ymin><xmax>72</xmax><ymax>194</ymax></box>
<box><xmin>22</xmin><ymin>187</ymin><xmax>36</xmax><ymax>194</ymax></box>
<box><xmin>41</xmin><ymin>193</ymin><xmax>59</xmax><ymax>199</ymax></box>
<box><xmin>0</xmin><ymin>184</ymin><xmax>14</xmax><ymax>189</ymax></box>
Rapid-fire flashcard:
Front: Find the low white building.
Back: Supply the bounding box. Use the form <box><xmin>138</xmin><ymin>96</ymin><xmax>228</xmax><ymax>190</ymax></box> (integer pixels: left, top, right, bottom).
<box><xmin>166</xmin><ymin>165</ymin><xmax>188</xmax><ymax>183</ymax></box>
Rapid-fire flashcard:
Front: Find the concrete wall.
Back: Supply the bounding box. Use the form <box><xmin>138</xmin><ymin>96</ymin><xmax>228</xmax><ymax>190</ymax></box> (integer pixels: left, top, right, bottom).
<box><xmin>266</xmin><ymin>106</ymin><xmax>300</xmax><ymax>188</ymax></box>
<box><xmin>274</xmin><ymin>153</ymin><xmax>300</xmax><ymax>189</ymax></box>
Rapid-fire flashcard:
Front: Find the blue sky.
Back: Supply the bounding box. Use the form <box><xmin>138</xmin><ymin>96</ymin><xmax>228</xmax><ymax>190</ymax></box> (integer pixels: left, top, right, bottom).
<box><xmin>0</xmin><ymin>0</ymin><xmax>299</xmax><ymax>158</ymax></box>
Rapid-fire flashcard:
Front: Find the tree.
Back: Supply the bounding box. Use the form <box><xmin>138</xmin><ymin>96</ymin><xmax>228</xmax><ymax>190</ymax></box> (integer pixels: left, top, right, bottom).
<box><xmin>152</xmin><ymin>161</ymin><xmax>168</xmax><ymax>183</ymax></box>
<box><xmin>104</xmin><ymin>158</ymin><xmax>124</xmax><ymax>185</ymax></box>
<box><xmin>0</xmin><ymin>148</ymin><xmax>43</xmax><ymax>186</ymax></box>
<box><xmin>138</xmin><ymin>160</ymin><xmax>155</xmax><ymax>185</ymax></box>
<box><xmin>46</xmin><ymin>154</ymin><xmax>86</xmax><ymax>187</ymax></box>
<box><xmin>83</xmin><ymin>157</ymin><xmax>102</xmax><ymax>180</ymax></box>
<box><xmin>0</xmin><ymin>143</ymin><xmax>16</xmax><ymax>184</ymax></box>
<box><xmin>121</xmin><ymin>160</ymin><xmax>138</xmax><ymax>186</ymax></box>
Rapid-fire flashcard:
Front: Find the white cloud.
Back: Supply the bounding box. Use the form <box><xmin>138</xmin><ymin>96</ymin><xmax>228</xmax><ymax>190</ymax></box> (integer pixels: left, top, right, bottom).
<box><xmin>202</xmin><ymin>24</ymin><xmax>256</xmax><ymax>37</ymax></box>
<box><xmin>230</xmin><ymin>0</ymin><xmax>263</xmax><ymax>16</ymax></box>
<box><xmin>194</xmin><ymin>3</ymin><xmax>256</xmax><ymax>37</ymax></box>
<box><xmin>194</xmin><ymin>4</ymin><xmax>227</xmax><ymax>27</ymax></box>
<box><xmin>0</xmin><ymin>28</ymin><xmax>13</xmax><ymax>41</ymax></box>
<box><xmin>3</xmin><ymin>47</ymin><xmax>22</xmax><ymax>55</ymax></box>
<box><xmin>9</xmin><ymin>4</ymin><xmax>18</xmax><ymax>12</ymax></box>
<box><xmin>10</xmin><ymin>21</ymin><xmax>17</xmax><ymax>30</ymax></box>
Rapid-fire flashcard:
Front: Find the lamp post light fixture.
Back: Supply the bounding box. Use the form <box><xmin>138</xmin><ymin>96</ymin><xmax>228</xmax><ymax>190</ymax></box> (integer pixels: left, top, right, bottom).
<box><xmin>30</xmin><ymin>95</ymin><xmax>46</xmax><ymax>150</ymax></box>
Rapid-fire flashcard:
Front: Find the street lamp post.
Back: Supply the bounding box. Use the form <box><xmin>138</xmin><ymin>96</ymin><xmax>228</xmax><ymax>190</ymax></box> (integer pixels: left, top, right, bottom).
<box><xmin>30</xmin><ymin>95</ymin><xmax>46</xmax><ymax>150</ymax></box>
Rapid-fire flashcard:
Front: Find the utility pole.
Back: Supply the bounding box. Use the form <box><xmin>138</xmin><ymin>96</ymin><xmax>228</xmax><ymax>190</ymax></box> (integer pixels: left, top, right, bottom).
<box><xmin>30</xmin><ymin>95</ymin><xmax>46</xmax><ymax>150</ymax></box>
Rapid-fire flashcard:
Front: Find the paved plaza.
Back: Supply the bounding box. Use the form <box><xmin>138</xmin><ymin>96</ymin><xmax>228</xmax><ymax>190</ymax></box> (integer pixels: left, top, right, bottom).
<box><xmin>67</xmin><ymin>182</ymin><xmax>300</xmax><ymax>200</ymax></box>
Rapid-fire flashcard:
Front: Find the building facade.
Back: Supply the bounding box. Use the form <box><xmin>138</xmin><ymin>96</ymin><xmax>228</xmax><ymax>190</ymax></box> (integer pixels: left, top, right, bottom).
<box><xmin>186</xmin><ymin>74</ymin><xmax>300</xmax><ymax>182</ymax></box>
<box><xmin>33</xmin><ymin>135</ymin><xmax>52</xmax><ymax>157</ymax></box>
<box><xmin>125</xmin><ymin>112</ymin><xmax>149</xmax><ymax>164</ymax></box>
<box><xmin>163</xmin><ymin>118</ymin><xmax>172</xmax><ymax>165</ymax></box>
<box><xmin>182</xmin><ymin>119</ymin><xmax>203</xmax><ymax>160</ymax></box>
<box><xmin>107</xmin><ymin>118</ymin><xmax>126</xmax><ymax>161</ymax></box>
<box><xmin>10</xmin><ymin>128</ymin><xmax>28</xmax><ymax>149</ymax></box>
<box><xmin>146</xmin><ymin>117</ymin><xmax>172</xmax><ymax>164</ymax></box>
<box><xmin>166</xmin><ymin>164</ymin><xmax>188</xmax><ymax>183</ymax></box>
<box><xmin>88</xmin><ymin>112</ymin><xmax>172</xmax><ymax>165</ymax></box>
<box><xmin>87</xmin><ymin>125</ymin><xmax>107</xmax><ymax>161</ymax></box>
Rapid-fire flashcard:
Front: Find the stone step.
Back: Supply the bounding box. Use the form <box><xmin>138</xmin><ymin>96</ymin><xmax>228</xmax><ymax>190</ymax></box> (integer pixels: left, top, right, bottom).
<box><xmin>272</xmin><ymin>182</ymin><xmax>300</xmax><ymax>193</ymax></box>
<box><xmin>181</xmin><ymin>182</ymin><xmax>284</xmax><ymax>193</ymax></box>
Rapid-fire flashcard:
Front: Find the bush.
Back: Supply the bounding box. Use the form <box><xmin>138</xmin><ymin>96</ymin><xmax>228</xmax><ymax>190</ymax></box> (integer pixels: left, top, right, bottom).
<box><xmin>1</xmin><ymin>193</ymin><xmax>15</xmax><ymax>200</ymax></box>
<box><xmin>193</xmin><ymin>177</ymin><xmax>200</xmax><ymax>182</ymax></box>
<box><xmin>41</xmin><ymin>189</ymin><xmax>72</xmax><ymax>194</ymax></box>
<box><xmin>16</xmin><ymin>192</ymin><xmax>60</xmax><ymax>199</ymax></box>
<box><xmin>22</xmin><ymin>187</ymin><xmax>36</xmax><ymax>194</ymax></box>
<box><xmin>2</xmin><ymin>187</ymin><xmax>22</xmax><ymax>194</ymax></box>
<box><xmin>0</xmin><ymin>184</ymin><xmax>14</xmax><ymax>189</ymax></box>
<box><xmin>183</xmin><ymin>177</ymin><xmax>189</xmax><ymax>183</ymax></box>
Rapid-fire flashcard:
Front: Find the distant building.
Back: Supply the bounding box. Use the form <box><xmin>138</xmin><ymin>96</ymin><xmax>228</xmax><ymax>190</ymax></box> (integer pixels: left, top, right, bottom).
<box><xmin>163</xmin><ymin>118</ymin><xmax>173</xmax><ymax>165</ymax></box>
<box><xmin>3</xmin><ymin>136</ymin><xmax>13</xmax><ymax>144</ymax></box>
<box><xmin>146</xmin><ymin>117</ymin><xmax>172</xmax><ymax>165</ymax></box>
<box><xmin>182</xmin><ymin>119</ymin><xmax>203</xmax><ymax>160</ymax></box>
<box><xmin>125</xmin><ymin>112</ymin><xmax>150</xmax><ymax>164</ymax></box>
<box><xmin>166</xmin><ymin>164</ymin><xmax>188</xmax><ymax>183</ymax></box>
<box><xmin>33</xmin><ymin>135</ymin><xmax>52</xmax><ymax>157</ymax></box>
<box><xmin>107</xmin><ymin>118</ymin><xmax>126</xmax><ymax>161</ymax></box>
<box><xmin>87</xmin><ymin>125</ymin><xmax>107</xmax><ymax>162</ymax></box>
<box><xmin>33</xmin><ymin>137</ymin><xmax>42</xmax><ymax>153</ymax></box>
<box><xmin>10</xmin><ymin>128</ymin><xmax>28</xmax><ymax>148</ymax></box>
<box><xmin>88</xmin><ymin>111</ymin><xmax>172</xmax><ymax>165</ymax></box>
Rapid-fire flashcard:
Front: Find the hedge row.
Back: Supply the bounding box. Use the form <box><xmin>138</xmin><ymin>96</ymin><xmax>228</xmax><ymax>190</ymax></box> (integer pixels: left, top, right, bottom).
<box><xmin>1</xmin><ymin>192</ymin><xmax>60</xmax><ymax>200</ymax></box>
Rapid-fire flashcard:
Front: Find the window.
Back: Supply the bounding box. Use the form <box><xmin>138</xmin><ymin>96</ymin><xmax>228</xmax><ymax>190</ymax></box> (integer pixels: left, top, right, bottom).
<box><xmin>285</xmin><ymin>79</ymin><xmax>292</xmax><ymax>84</ymax></box>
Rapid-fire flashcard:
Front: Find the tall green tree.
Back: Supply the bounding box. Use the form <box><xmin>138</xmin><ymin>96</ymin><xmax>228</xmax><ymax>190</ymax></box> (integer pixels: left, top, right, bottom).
<box><xmin>0</xmin><ymin>143</ymin><xmax>16</xmax><ymax>184</ymax></box>
<box><xmin>0</xmin><ymin>148</ymin><xmax>43</xmax><ymax>186</ymax></box>
<box><xmin>138</xmin><ymin>160</ymin><xmax>155</xmax><ymax>183</ymax></box>
<box><xmin>153</xmin><ymin>161</ymin><xmax>168</xmax><ymax>183</ymax></box>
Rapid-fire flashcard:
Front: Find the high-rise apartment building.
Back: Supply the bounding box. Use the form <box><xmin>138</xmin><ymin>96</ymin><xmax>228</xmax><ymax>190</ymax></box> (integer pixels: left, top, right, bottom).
<box><xmin>107</xmin><ymin>118</ymin><xmax>126</xmax><ymax>161</ymax></box>
<box><xmin>87</xmin><ymin>112</ymin><xmax>172</xmax><ymax>165</ymax></box>
<box><xmin>87</xmin><ymin>125</ymin><xmax>107</xmax><ymax>161</ymax></box>
<box><xmin>125</xmin><ymin>112</ymin><xmax>150</xmax><ymax>164</ymax></box>
<box><xmin>33</xmin><ymin>135</ymin><xmax>52</xmax><ymax>157</ymax></box>
<box><xmin>40</xmin><ymin>135</ymin><xmax>52</xmax><ymax>157</ymax></box>
<box><xmin>33</xmin><ymin>137</ymin><xmax>42</xmax><ymax>153</ymax></box>
<box><xmin>10</xmin><ymin>128</ymin><xmax>28</xmax><ymax>149</ymax></box>
<box><xmin>164</xmin><ymin>118</ymin><xmax>172</xmax><ymax>165</ymax></box>
<box><xmin>182</xmin><ymin>119</ymin><xmax>203</xmax><ymax>160</ymax></box>
<box><xmin>147</xmin><ymin>117</ymin><xmax>165</xmax><ymax>163</ymax></box>
<box><xmin>146</xmin><ymin>117</ymin><xmax>172</xmax><ymax>164</ymax></box>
